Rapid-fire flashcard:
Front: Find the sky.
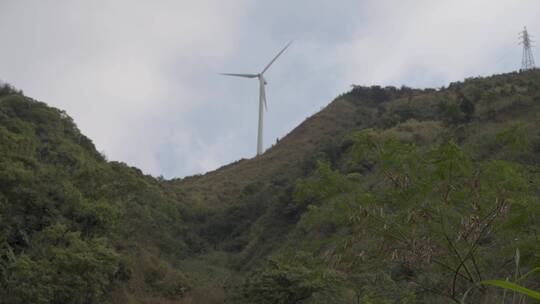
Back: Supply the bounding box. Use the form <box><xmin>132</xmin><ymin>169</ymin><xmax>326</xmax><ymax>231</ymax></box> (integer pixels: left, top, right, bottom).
<box><xmin>0</xmin><ymin>0</ymin><xmax>538</xmax><ymax>178</ymax></box>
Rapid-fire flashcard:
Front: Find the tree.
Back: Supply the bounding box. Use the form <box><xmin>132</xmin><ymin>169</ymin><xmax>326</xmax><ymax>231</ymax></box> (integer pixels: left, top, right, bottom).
<box><xmin>459</xmin><ymin>97</ymin><xmax>475</xmax><ymax>122</ymax></box>
<box><xmin>1</xmin><ymin>224</ymin><xmax>119</xmax><ymax>304</ymax></box>
<box><xmin>293</xmin><ymin>129</ymin><xmax>540</xmax><ymax>302</ymax></box>
<box><xmin>239</xmin><ymin>252</ymin><xmax>342</xmax><ymax>304</ymax></box>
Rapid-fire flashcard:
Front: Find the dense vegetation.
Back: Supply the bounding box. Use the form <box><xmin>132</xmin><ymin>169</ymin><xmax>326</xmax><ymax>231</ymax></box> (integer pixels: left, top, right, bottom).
<box><xmin>1</xmin><ymin>70</ymin><xmax>539</xmax><ymax>303</ymax></box>
<box><xmin>0</xmin><ymin>84</ymin><xmax>192</xmax><ymax>303</ymax></box>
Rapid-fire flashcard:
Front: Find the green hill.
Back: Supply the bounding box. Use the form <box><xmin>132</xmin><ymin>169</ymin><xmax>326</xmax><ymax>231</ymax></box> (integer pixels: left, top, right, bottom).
<box><xmin>1</xmin><ymin>70</ymin><xmax>540</xmax><ymax>303</ymax></box>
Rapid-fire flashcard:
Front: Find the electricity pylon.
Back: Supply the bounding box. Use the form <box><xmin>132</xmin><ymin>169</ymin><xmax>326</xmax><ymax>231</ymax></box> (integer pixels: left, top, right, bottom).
<box><xmin>519</xmin><ymin>26</ymin><xmax>536</xmax><ymax>71</ymax></box>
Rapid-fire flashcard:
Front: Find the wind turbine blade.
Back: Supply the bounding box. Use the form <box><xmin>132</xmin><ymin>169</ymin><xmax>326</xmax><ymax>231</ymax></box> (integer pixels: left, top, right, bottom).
<box><xmin>261</xmin><ymin>41</ymin><xmax>292</xmax><ymax>74</ymax></box>
<box><xmin>260</xmin><ymin>82</ymin><xmax>267</xmax><ymax>111</ymax></box>
<box><xmin>220</xmin><ymin>73</ymin><xmax>258</xmax><ymax>78</ymax></box>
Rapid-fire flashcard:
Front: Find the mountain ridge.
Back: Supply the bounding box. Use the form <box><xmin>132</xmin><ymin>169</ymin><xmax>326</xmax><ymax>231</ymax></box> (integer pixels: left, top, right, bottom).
<box><xmin>170</xmin><ymin>97</ymin><xmax>362</xmax><ymax>207</ymax></box>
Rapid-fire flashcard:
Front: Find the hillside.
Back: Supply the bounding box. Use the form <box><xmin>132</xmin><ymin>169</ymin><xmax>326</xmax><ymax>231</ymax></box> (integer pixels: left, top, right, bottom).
<box><xmin>168</xmin><ymin>84</ymin><xmax>415</xmax><ymax>208</ymax></box>
<box><xmin>170</xmin><ymin>98</ymin><xmax>360</xmax><ymax>207</ymax></box>
<box><xmin>0</xmin><ymin>87</ymin><xmax>194</xmax><ymax>303</ymax></box>
<box><xmin>1</xmin><ymin>70</ymin><xmax>540</xmax><ymax>303</ymax></box>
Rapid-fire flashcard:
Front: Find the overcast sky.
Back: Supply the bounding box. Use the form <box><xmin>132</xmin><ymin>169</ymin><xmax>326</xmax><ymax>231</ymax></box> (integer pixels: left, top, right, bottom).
<box><xmin>0</xmin><ymin>0</ymin><xmax>538</xmax><ymax>178</ymax></box>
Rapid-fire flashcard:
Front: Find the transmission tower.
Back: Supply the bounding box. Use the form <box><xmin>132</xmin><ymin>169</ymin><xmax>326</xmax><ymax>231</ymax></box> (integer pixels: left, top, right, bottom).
<box><xmin>519</xmin><ymin>26</ymin><xmax>536</xmax><ymax>71</ymax></box>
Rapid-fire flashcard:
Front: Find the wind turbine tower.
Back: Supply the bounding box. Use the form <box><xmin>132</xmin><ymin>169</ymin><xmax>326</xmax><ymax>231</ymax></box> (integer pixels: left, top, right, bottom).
<box><xmin>520</xmin><ymin>26</ymin><xmax>536</xmax><ymax>71</ymax></box>
<box><xmin>221</xmin><ymin>42</ymin><xmax>292</xmax><ymax>155</ymax></box>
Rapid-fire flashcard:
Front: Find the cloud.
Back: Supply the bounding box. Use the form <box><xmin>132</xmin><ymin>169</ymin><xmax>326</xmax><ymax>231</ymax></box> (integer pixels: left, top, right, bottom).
<box><xmin>0</xmin><ymin>0</ymin><xmax>248</xmax><ymax>176</ymax></box>
<box><xmin>335</xmin><ymin>0</ymin><xmax>540</xmax><ymax>88</ymax></box>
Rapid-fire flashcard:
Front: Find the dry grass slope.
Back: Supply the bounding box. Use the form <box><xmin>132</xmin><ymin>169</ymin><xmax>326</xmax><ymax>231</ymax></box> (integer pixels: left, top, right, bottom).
<box><xmin>171</xmin><ymin>98</ymin><xmax>360</xmax><ymax>207</ymax></box>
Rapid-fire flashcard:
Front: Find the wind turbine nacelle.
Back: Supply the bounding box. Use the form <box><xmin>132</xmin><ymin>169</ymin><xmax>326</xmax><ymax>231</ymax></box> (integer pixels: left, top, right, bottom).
<box><xmin>259</xmin><ymin>75</ymin><xmax>268</xmax><ymax>85</ymax></box>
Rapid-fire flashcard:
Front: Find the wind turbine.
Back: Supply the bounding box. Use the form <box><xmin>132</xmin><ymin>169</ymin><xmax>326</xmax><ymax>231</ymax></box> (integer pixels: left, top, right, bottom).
<box><xmin>221</xmin><ymin>41</ymin><xmax>292</xmax><ymax>156</ymax></box>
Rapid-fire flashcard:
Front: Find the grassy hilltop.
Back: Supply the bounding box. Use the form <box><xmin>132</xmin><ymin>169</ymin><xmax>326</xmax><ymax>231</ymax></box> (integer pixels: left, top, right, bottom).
<box><xmin>1</xmin><ymin>70</ymin><xmax>540</xmax><ymax>303</ymax></box>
